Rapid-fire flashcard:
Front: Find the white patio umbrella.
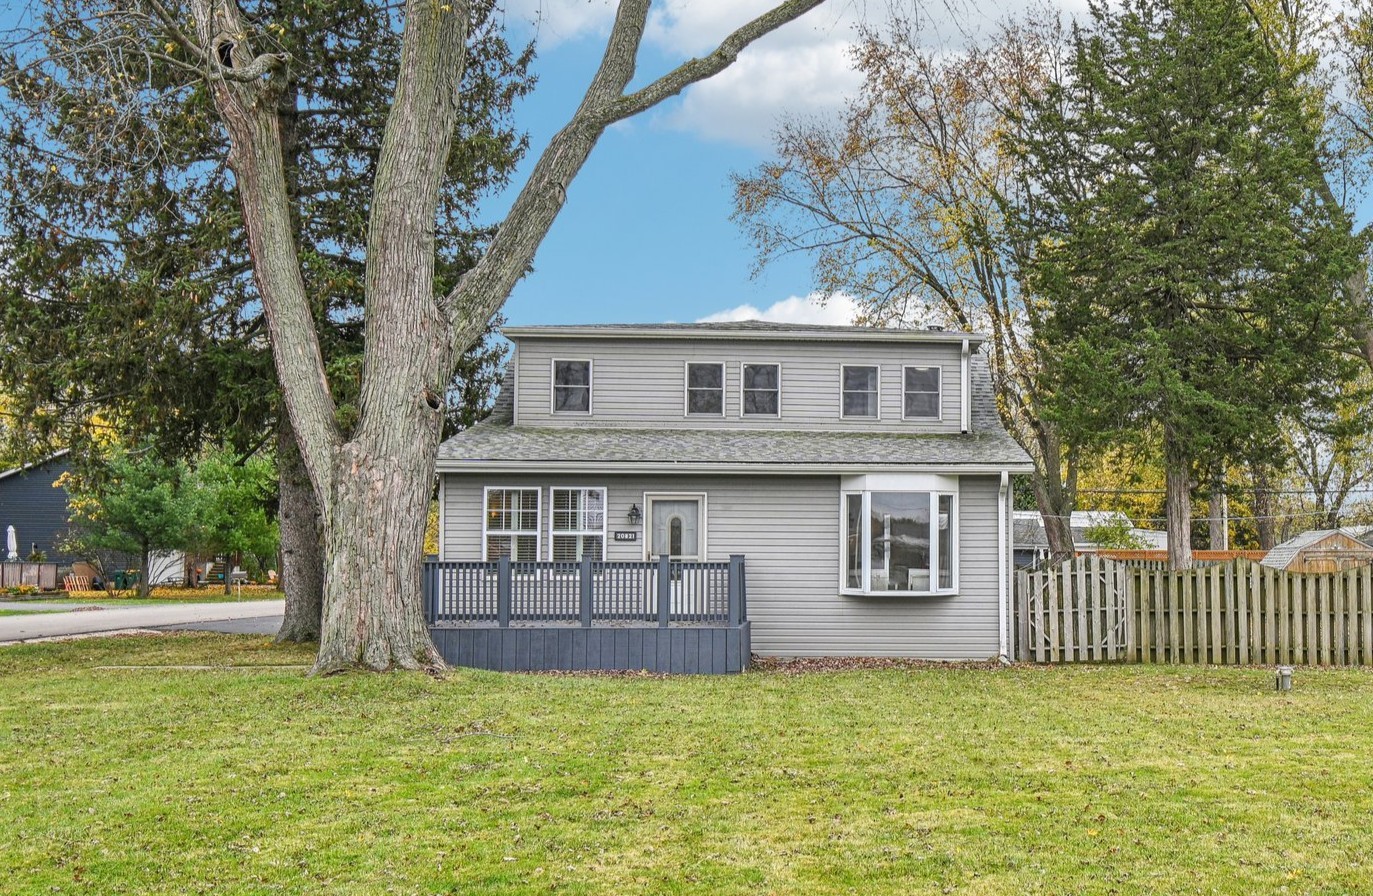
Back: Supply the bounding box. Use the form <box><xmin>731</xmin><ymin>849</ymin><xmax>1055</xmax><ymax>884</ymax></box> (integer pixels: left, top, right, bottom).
<box><xmin>5</xmin><ymin>525</ymin><xmax>17</xmax><ymax>562</ymax></box>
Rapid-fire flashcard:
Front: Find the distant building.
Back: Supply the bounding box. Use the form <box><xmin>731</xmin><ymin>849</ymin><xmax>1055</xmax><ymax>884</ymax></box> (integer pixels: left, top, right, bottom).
<box><xmin>0</xmin><ymin>450</ymin><xmax>77</xmax><ymax>565</ymax></box>
<box><xmin>1013</xmin><ymin>509</ymin><xmax>1168</xmax><ymax>568</ymax></box>
<box><xmin>1260</xmin><ymin>529</ymin><xmax>1373</xmax><ymax>573</ymax></box>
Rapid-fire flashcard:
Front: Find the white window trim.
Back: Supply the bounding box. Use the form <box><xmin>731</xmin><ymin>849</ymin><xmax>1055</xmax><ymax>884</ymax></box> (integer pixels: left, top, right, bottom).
<box><xmin>641</xmin><ymin>492</ymin><xmax>708</xmax><ymax>562</ymax></box>
<box><xmin>548</xmin><ymin>487</ymin><xmax>608</xmax><ymax>562</ymax></box>
<box><xmin>550</xmin><ymin>358</ymin><xmax>593</xmax><ymax>415</ymax></box>
<box><xmin>839</xmin><ymin>364</ymin><xmax>881</xmax><ymax>420</ymax></box>
<box><xmin>481</xmin><ymin>486</ymin><xmax>542</xmax><ymax>561</ymax></box>
<box><xmin>683</xmin><ymin>361</ymin><xmax>727</xmax><ymax>418</ymax></box>
<box><xmin>739</xmin><ymin>361</ymin><xmax>782</xmax><ymax>419</ymax></box>
<box><xmin>838</xmin><ymin>484</ymin><xmax>958</xmax><ymax>596</ymax></box>
<box><xmin>902</xmin><ymin>365</ymin><xmax>943</xmax><ymax>421</ymax></box>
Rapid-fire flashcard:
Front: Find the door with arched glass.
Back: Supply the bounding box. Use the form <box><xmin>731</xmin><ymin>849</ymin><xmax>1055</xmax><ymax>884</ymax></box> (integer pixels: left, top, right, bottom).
<box><xmin>645</xmin><ymin>495</ymin><xmax>704</xmax><ymax>561</ymax></box>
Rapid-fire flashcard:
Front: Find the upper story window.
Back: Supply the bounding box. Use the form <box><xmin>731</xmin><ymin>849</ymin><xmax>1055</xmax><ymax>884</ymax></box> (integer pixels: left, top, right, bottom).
<box><xmin>685</xmin><ymin>363</ymin><xmax>725</xmax><ymax>416</ymax></box>
<box><xmin>552</xmin><ymin>359</ymin><xmax>592</xmax><ymax>414</ymax></box>
<box><xmin>903</xmin><ymin>366</ymin><xmax>941</xmax><ymax>420</ymax></box>
<box><xmin>841</xmin><ymin>365</ymin><xmax>879</xmax><ymax>419</ymax></box>
<box><xmin>484</xmin><ymin>487</ymin><xmax>540</xmax><ymax>561</ymax></box>
<box><xmin>741</xmin><ymin>363</ymin><xmax>781</xmax><ymax>417</ymax></box>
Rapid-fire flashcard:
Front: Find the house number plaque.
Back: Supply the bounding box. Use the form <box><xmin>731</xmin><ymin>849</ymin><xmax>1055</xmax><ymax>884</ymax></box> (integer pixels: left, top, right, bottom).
<box><xmin>613</xmin><ymin>531</ymin><xmax>638</xmax><ymax>542</ymax></box>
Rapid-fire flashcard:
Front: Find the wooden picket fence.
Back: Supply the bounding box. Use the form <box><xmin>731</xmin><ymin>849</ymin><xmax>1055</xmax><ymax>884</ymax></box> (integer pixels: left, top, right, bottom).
<box><xmin>1015</xmin><ymin>557</ymin><xmax>1373</xmax><ymax>666</ymax></box>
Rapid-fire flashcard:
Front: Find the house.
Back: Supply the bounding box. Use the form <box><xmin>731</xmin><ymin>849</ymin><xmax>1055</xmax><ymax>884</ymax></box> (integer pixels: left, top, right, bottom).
<box><xmin>1260</xmin><ymin>528</ymin><xmax>1373</xmax><ymax>573</ymax></box>
<box><xmin>0</xmin><ymin>450</ymin><xmax>78</xmax><ymax>565</ymax></box>
<box><xmin>1013</xmin><ymin>509</ymin><xmax>1168</xmax><ymax>567</ymax></box>
<box><xmin>430</xmin><ymin>321</ymin><xmax>1033</xmax><ymax>672</ymax></box>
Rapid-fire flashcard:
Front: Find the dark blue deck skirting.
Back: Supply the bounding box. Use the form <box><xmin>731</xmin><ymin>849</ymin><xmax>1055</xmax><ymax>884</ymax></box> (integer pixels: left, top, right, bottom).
<box><xmin>429</xmin><ymin>622</ymin><xmax>751</xmax><ymax>674</ymax></box>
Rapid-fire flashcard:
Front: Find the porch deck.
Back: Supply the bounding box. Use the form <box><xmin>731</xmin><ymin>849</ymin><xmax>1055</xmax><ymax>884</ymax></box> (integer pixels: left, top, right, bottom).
<box><xmin>423</xmin><ymin>555</ymin><xmax>750</xmax><ymax>673</ymax></box>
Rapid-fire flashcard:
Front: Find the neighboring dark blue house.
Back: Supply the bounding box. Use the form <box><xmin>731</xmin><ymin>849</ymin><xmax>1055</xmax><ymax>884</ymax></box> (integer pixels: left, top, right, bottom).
<box><xmin>0</xmin><ymin>450</ymin><xmax>77</xmax><ymax>565</ymax></box>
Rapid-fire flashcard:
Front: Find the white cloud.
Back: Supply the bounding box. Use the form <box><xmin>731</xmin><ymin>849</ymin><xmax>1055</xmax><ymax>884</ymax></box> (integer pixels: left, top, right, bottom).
<box><xmin>697</xmin><ymin>293</ymin><xmax>859</xmax><ymax>326</ymax></box>
<box><xmin>656</xmin><ymin>37</ymin><xmax>861</xmax><ymax>150</ymax></box>
<box><xmin>502</xmin><ymin>0</ymin><xmax>617</xmax><ymax>48</ymax></box>
<box><xmin>501</xmin><ymin>1</ymin><xmax>1083</xmax><ymax>148</ymax></box>
<box><xmin>645</xmin><ymin>0</ymin><xmax>862</xmax><ymax>55</ymax></box>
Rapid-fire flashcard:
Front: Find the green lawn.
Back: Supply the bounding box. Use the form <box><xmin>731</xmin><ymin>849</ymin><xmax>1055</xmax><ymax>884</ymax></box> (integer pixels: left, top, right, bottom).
<box><xmin>2</xmin><ymin>636</ymin><xmax>1370</xmax><ymax>895</ymax></box>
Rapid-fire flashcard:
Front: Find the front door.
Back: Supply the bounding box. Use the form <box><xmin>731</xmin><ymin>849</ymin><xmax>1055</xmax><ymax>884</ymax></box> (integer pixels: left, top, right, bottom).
<box><xmin>647</xmin><ymin>496</ymin><xmax>703</xmax><ymax>561</ymax></box>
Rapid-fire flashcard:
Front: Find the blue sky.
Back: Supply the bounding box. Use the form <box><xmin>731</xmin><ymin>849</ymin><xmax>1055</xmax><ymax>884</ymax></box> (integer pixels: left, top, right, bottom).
<box><xmin>484</xmin><ymin>1</ymin><xmax>877</xmax><ymax>328</ymax></box>
<box><xmin>488</xmin><ymin>0</ymin><xmax>1373</xmax><ymax>331</ymax></box>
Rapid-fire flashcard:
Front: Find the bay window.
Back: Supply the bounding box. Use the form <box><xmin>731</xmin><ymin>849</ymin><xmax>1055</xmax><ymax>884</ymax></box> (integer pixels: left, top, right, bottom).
<box><xmin>841</xmin><ymin>476</ymin><xmax>957</xmax><ymax>594</ymax></box>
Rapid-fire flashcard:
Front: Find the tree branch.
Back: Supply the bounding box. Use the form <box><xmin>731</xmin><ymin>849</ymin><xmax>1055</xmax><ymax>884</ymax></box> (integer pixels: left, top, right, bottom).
<box><xmin>440</xmin><ymin>0</ymin><xmax>825</xmax><ymax>348</ymax></box>
<box><xmin>608</xmin><ymin>0</ymin><xmax>827</xmax><ymax>123</ymax></box>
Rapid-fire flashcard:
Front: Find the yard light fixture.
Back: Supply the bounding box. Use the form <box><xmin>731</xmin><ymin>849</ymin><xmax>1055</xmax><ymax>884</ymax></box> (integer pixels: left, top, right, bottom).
<box><xmin>628</xmin><ymin>503</ymin><xmax>642</xmax><ymax>526</ymax></box>
<box><xmin>1275</xmin><ymin>666</ymin><xmax>1294</xmax><ymax>692</ymax></box>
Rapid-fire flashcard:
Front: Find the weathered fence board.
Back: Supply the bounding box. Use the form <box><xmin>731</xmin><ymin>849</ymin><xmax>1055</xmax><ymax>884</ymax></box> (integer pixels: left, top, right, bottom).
<box><xmin>0</xmin><ymin>562</ymin><xmax>59</xmax><ymax>591</ymax></box>
<box><xmin>1015</xmin><ymin>558</ymin><xmax>1373</xmax><ymax>666</ymax></box>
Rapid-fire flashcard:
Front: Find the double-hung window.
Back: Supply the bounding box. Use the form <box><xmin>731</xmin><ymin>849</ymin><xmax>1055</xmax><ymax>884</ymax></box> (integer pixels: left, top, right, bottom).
<box><xmin>842</xmin><ymin>478</ymin><xmax>956</xmax><ymax>595</ymax></box>
<box><xmin>550</xmin><ymin>488</ymin><xmax>606</xmax><ymax>561</ymax></box>
<box><xmin>841</xmin><ymin>365</ymin><xmax>879</xmax><ymax>418</ymax></box>
<box><xmin>552</xmin><ymin>359</ymin><xmax>592</xmax><ymax>413</ymax></box>
<box><xmin>741</xmin><ymin>363</ymin><xmax>781</xmax><ymax>417</ymax></box>
<box><xmin>903</xmin><ymin>366</ymin><xmax>941</xmax><ymax>420</ymax></box>
<box><xmin>484</xmin><ymin>487</ymin><xmax>540</xmax><ymax>561</ymax></box>
<box><xmin>685</xmin><ymin>363</ymin><xmax>725</xmax><ymax>416</ymax></box>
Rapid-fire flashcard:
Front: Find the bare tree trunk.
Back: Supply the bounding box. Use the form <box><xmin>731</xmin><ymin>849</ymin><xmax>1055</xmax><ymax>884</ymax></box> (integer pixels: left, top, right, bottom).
<box><xmin>1208</xmin><ymin>461</ymin><xmax>1227</xmax><ymax>550</ymax></box>
<box><xmin>1251</xmin><ymin>462</ymin><xmax>1277</xmax><ymax>550</ymax></box>
<box><xmin>315</xmin><ymin>435</ymin><xmax>443</xmax><ymax>673</ymax></box>
<box><xmin>186</xmin><ymin>0</ymin><xmax>827</xmax><ymax>673</ymax></box>
<box><xmin>1355</xmin><ymin>267</ymin><xmax>1373</xmax><ymax>371</ymax></box>
<box><xmin>1164</xmin><ymin>430</ymin><xmax>1194</xmax><ymax>569</ymax></box>
<box><xmin>277</xmin><ymin>415</ymin><xmax>323</xmax><ymax>642</ymax></box>
<box><xmin>139</xmin><ymin>541</ymin><xmax>152</xmax><ymax>598</ymax></box>
<box><xmin>1028</xmin><ymin>428</ymin><xmax>1078</xmax><ymax>560</ymax></box>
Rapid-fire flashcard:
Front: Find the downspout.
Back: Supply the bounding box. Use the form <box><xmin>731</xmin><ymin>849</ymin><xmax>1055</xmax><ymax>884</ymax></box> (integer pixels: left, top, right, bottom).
<box><xmin>998</xmin><ymin>469</ymin><xmax>1010</xmax><ymax>663</ymax></box>
<box><xmin>960</xmin><ymin>339</ymin><xmax>971</xmax><ymax>434</ymax></box>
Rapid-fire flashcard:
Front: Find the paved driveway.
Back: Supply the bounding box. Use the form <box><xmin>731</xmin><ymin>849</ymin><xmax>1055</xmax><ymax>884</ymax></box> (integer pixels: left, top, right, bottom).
<box><xmin>0</xmin><ymin>599</ymin><xmax>285</xmax><ymax>643</ymax></box>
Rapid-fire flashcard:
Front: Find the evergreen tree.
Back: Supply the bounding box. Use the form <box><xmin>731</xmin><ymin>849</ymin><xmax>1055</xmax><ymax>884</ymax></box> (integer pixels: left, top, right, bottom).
<box><xmin>0</xmin><ymin>0</ymin><xmax>524</xmax><ymax>637</ymax></box>
<box><xmin>1009</xmin><ymin>0</ymin><xmax>1365</xmax><ymax>567</ymax></box>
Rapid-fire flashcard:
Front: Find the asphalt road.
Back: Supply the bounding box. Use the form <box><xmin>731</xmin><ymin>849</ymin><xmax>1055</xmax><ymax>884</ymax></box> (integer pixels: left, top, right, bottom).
<box><xmin>0</xmin><ymin>599</ymin><xmax>285</xmax><ymax>643</ymax></box>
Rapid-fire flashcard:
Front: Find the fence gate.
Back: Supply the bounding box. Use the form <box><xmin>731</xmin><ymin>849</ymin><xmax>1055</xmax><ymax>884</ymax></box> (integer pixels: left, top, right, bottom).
<box><xmin>1016</xmin><ymin>556</ymin><xmax>1130</xmax><ymax>663</ymax></box>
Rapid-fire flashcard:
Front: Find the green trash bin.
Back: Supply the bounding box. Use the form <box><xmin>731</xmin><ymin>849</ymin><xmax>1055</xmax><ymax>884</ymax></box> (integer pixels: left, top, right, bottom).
<box><xmin>113</xmin><ymin>570</ymin><xmax>127</xmax><ymax>589</ymax></box>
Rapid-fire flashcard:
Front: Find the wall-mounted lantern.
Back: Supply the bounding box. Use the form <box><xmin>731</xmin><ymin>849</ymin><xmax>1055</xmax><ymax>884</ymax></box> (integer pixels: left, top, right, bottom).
<box><xmin>628</xmin><ymin>503</ymin><xmax>642</xmax><ymax>526</ymax></box>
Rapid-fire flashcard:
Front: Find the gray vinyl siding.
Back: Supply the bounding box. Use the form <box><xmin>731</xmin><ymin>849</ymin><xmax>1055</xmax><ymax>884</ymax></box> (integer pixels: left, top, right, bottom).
<box><xmin>442</xmin><ymin>472</ymin><xmax>1003</xmax><ymax>660</ymax></box>
<box><xmin>513</xmin><ymin>337</ymin><xmax>965</xmax><ymax>433</ymax></box>
<box><xmin>0</xmin><ymin>457</ymin><xmax>77</xmax><ymax>565</ymax></box>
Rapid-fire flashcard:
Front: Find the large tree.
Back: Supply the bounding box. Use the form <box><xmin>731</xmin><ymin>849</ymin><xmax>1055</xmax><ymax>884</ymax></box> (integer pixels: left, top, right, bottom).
<box><xmin>8</xmin><ymin>0</ymin><xmax>827</xmax><ymax>673</ymax></box>
<box><xmin>1009</xmin><ymin>0</ymin><xmax>1364</xmax><ymax>568</ymax></box>
<box><xmin>0</xmin><ymin>0</ymin><xmax>522</xmax><ymax>641</ymax></box>
<box><xmin>733</xmin><ymin>14</ymin><xmax>1086</xmax><ymax>558</ymax></box>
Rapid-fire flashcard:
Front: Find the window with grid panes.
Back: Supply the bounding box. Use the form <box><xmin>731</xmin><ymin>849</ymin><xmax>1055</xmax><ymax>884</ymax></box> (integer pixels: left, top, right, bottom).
<box><xmin>550</xmin><ymin>488</ymin><xmax>606</xmax><ymax>561</ymax></box>
<box><xmin>483</xmin><ymin>488</ymin><xmax>540</xmax><ymax>560</ymax></box>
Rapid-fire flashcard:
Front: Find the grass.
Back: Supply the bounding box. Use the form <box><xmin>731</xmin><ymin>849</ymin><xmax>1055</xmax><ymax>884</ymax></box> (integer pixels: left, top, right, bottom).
<box><xmin>2</xmin><ymin>636</ymin><xmax>1372</xmax><ymax>895</ymax></box>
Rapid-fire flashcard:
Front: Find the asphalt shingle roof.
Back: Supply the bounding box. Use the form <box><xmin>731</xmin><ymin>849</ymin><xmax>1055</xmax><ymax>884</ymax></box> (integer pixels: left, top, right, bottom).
<box><xmin>1260</xmin><ymin>528</ymin><xmax>1372</xmax><ymax>570</ymax></box>
<box><xmin>504</xmin><ymin>321</ymin><xmax>986</xmax><ymax>343</ymax></box>
<box><xmin>438</xmin><ymin>355</ymin><xmax>1032</xmax><ymax>471</ymax></box>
